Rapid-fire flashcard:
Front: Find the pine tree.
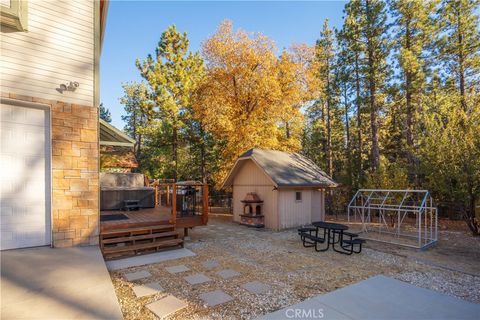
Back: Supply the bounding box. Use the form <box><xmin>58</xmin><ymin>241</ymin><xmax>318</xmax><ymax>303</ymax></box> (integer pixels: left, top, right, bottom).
<box><xmin>316</xmin><ymin>19</ymin><xmax>336</xmax><ymax>177</ymax></box>
<box><xmin>438</xmin><ymin>0</ymin><xmax>480</xmax><ymax>111</ymax></box>
<box><xmin>120</xmin><ymin>82</ymin><xmax>154</xmax><ymax>162</ymax></box>
<box><xmin>136</xmin><ymin>25</ymin><xmax>205</xmax><ymax>181</ymax></box>
<box><xmin>361</xmin><ymin>0</ymin><xmax>390</xmax><ymax>173</ymax></box>
<box><xmin>390</xmin><ymin>0</ymin><xmax>437</xmax><ymax>184</ymax></box>
<box><xmin>339</xmin><ymin>0</ymin><xmax>366</xmax><ymax>187</ymax></box>
<box><xmin>335</xmin><ymin>30</ymin><xmax>353</xmax><ymax>187</ymax></box>
<box><xmin>99</xmin><ymin>103</ymin><xmax>112</xmax><ymax>123</ymax></box>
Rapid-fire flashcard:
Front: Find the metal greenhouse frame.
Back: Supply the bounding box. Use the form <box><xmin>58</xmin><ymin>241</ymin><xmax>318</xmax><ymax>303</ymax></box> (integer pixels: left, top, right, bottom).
<box><xmin>347</xmin><ymin>189</ymin><xmax>438</xmax><ymax>249</ymax></box>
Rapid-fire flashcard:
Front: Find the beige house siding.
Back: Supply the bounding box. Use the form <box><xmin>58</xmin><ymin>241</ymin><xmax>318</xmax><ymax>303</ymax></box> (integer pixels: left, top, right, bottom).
<box><xmin>1</xmin><ymin>0</ymin><xmax>100</xmax><ymax>247</ymax></box>
<box><xmin>1</xmin><ymin>0</ymin><xmax>95</xmax><ymax>106</ymax></box>
<box><xmin>232</xmin><ymin>160</ymin><xmax>278</xmax><ymax>229</ymax></box>
<box><xmin>1</xmin><ymin>94</ymin><xmax>100</xmax><ymax>247</ymax></box>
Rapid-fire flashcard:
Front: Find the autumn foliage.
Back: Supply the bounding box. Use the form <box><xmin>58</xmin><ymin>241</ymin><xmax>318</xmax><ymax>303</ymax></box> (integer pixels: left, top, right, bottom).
<box><xmin>120</xmin><ymin>0</ymin><xmax>480</xmax><ymax>234</ymax></box>
<box><xmin>193</xmin><ymin>21</ymin><xmax>314</xmax><ymax>182</ymax></box>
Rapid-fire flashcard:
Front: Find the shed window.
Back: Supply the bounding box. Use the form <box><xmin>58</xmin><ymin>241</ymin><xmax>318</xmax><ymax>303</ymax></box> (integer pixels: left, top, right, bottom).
<box><xmin>295</xmin><ymin>191</ymin><xmax>302</xmax><ymax>202</ymax></box>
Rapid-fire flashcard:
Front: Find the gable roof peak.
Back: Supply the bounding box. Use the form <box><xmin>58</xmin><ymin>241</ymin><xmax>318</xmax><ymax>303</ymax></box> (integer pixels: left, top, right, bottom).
<box><xmin>223</xmin><ymin>148</ymin><xmax>337</xmax><ymax>189</ymax></box>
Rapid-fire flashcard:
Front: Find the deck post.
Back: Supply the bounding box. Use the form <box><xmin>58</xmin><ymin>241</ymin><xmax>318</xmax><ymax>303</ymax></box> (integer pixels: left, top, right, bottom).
<box><xmin>170</xmin><ymin>184</ymin><xmax>177</xmax><ymax>224</ymax></box>
<box><xmin>167</xmin><ymin>185</ymin><xmax>170</xmax><ymax>206</ymax></box>
<box><xmin>154</xmin><ymin>184</ymin><xmax>159</xmax><ymax>208</ymax></box>
<box><xmin>202</xmin><ymin>184</ymin><xmax>209</xmax><ymax>225</ymax></box>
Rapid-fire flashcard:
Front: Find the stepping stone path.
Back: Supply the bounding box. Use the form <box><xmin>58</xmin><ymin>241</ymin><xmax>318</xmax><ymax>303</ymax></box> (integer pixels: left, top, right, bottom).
<box><xmin>124</xmin><ymin>270</ymin><xmax>151</xmax><ymax>281</ymax></box>
<box><xmin>184</xmin><ymin>273</ymin><xmax>212</xmax><ymax>285</ymax></box>
<box><xmin>132</xmin><ymin>282</ymin><xmax>163</xmax><ymax>298</ymax></box>
<box><xmin>146</xmin><ymin>295</ymin><xmax>187</xmax><ymax>318</ymax></box>
<box><xmin>241</xmin><ymin>281</ymin><xmax>271</xmax><ymax>294</ymax></box>
<box><xmin>165</xmin><ymin>265</ymin><xmax>190</xmax><ymax>274</ymax></box>
<box><xmin>199</xmin><ymin>289</ymin><xmax>234</xmax><ymax>307</ymax></box>
<box><xmin>217</xmin><ymin>269</ymin><xmax>241</xmax><ymax>279</ymax></box>
<box><xmin>201</xmin><ymin>260</ymin><xmax>220</xmax><ymax>269</ymax></box>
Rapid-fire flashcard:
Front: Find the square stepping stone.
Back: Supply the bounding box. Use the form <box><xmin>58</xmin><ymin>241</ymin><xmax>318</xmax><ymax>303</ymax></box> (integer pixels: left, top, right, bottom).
<box><xmin>201</xmin><ymin>260</ymin><xmax>220</xmax><ymax>269</ymax></box>
<box><xmin>132</xmin><ymin>282</ymin><xmax>163</xmax><ymax>298</ymax></box>
<box><xmin>184</xmin><ymin>273</ymin><xmax>212</xmax><ymax>285</ymax></box>
<box><xmin>241</xmin><ymin>281</ymin><xmax>271</xmax><ymax>294</ymax></box>
<box><xmin>124</xmin><ymin>270</ymin><xmax>151</xmax><ymax>281</ymax></box>
<box><xmin>146</xmin><ymin>295</ymin><xmax>187</xmax><ymax>318</ymax></box>
<box><xmin>165</xmin><ymin>265</ymin><xmax>190</xmax><ymax>274</ymax></box>
<box><xmin>199</xmin><ymin>289</ymin><xmax>233</xmax><ymax>307</ymax></box>
<box><xmin>217</xmin><ymin>269</ymin><xmax>241</xmax><ymax>279</ymax></box>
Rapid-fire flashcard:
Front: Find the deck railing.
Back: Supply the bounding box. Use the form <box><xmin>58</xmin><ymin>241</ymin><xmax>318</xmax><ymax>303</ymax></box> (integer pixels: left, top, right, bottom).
<box><xmin>153</xmin><ymin>181</ymin><xmax>209</xmax><ymax>226</ymax></box>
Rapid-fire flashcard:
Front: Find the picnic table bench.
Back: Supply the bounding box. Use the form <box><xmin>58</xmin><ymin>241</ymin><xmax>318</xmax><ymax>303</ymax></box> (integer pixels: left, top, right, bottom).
<box><xmin>298</xmin><ymin>222</ymin><xmax>366</xmax><ymax>255</ymax></box>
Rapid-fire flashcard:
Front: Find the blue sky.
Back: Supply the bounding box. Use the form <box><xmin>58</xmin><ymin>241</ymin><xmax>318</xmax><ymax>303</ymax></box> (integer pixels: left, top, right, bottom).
<box><xmin>100</xmin><ymin>1</ymin><xmax>347</xmax><ymax>129</ymax></box>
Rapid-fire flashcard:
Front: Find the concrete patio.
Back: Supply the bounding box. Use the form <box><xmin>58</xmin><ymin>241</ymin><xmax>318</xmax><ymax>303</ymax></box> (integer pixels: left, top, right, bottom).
<box><xmin>258</xmin><ymin>275</ymin><xmax>480</xmax><ymax>320</ymax></box>
<box><xmin>1</xmin><ymin>246</ymin><xmax>123</xmax><ymax>320</ymax></box>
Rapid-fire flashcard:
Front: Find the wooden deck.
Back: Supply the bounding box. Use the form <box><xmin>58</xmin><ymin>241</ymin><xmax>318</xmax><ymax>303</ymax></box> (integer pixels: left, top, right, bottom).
<box><xmin>100</xmin><ymin>206</ymin><xmax>206</xmax><ymax>232</ymax></box>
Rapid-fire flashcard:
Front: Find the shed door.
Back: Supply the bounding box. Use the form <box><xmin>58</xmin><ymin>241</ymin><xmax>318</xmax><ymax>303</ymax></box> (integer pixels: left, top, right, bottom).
<box><xmin>311</xmin><ymin>190</ymin><xmax>323</xmax><ymax>221</ymax></box>
<box><xmin>0</xmin><ymin>103</ymin><xmax>51</xmax><ymax>250</ymax></box>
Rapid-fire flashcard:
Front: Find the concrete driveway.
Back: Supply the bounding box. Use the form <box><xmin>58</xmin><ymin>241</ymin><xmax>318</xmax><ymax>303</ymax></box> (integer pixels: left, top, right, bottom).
<box><xmin>258</xmin><ymin>275</ymin><xmax>480</xmax><ymax>320</ymax></box>
<box><xmin>1</xmin><ymin>246</ymin><xmax>123</xmax><ymax>320</ymax></box>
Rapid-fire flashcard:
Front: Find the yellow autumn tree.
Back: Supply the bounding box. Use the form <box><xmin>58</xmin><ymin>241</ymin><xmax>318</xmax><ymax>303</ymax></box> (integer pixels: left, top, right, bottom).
<box><xmin>193</xmin><ymin>21</ymin><xmax>310</xmax><ymax>184</ymax></box>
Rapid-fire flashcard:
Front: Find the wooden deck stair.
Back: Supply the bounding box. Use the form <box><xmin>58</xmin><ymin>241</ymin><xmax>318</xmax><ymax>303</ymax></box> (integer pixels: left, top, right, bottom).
<box><xmin>100</xmin><ymin>224</ymin><xmax>183</xmax><ymax>259</ymax></box>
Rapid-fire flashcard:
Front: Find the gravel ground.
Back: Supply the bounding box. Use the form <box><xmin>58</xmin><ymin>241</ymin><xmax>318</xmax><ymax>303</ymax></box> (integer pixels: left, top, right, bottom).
<box><xmin>109</xmin><ymin>216</ymin><xmax>480</xmax><ymax>320</ymax></box>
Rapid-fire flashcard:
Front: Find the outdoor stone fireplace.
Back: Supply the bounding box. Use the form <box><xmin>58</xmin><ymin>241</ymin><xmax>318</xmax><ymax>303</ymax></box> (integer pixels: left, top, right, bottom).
<box><xmin>240</xmin><ymin>192</ymin><xmax>264</xmax><ymax>228</ymax></box>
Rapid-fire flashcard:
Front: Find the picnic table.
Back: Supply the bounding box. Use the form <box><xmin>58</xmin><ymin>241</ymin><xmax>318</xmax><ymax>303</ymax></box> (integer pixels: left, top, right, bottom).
<box><xmin>298</xmin><ymin>221</ymin><xmax>365</xmax><ymax>255</ymax></box>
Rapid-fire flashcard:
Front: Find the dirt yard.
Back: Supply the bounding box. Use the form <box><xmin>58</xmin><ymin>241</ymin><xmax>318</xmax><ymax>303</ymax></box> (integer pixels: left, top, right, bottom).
<box><xmin>110</xmin><ymin>215</ymin><xmax>480</xmax><ymax>320</ymax></box>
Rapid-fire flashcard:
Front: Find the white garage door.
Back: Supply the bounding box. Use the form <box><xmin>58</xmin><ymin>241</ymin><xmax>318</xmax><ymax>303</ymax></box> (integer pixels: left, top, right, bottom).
<box><xmin>1</xmin><ymin>102</ymin><xmax>51</xmax><ymax>250</ymax></box>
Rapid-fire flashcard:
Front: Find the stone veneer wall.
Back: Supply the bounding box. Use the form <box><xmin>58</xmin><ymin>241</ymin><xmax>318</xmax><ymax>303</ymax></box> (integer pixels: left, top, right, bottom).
<box><xmin>3</xmin><ymin>93</ymin><xmax>99</xmax><ymax>247</ymax></box>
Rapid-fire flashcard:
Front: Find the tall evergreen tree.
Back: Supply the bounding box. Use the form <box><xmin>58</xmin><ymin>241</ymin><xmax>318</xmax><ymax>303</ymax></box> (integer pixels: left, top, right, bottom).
<box><xmin>339</xmin><ymin>0</ymin><xmax>366</xmax><ymax>187</ymax></box>
<box><xmin>120</xmin><ymin>82</ymin><xmax>154</xmax><ymax>162</ymax></box>
<box><xmin>438</xmin><ymin>0</ymin><xmax>480</xmax><ymax>111</ymax></box>
<box><xmin>335</xmin><ymin>30</ymin><xmax>355</xmax><ymax>187</ymax></box>
<box><xmin>360</xmin><ymin>0</ymin><xmax>390</xmax><ymax>173</ymax></box>
<box><xmin>316</xmin><ymin>19</ymin><xmax>336</xmax><ymax>177</ymax></box>
<box><xmin>136</xmin><ymin>25</ymin><xmax>205</xmax><ymax>181</ymax></box>
<box><xmin>390</xmin><ymin>0</ymin><xmax>437</xmax><ymax>183</ymax></box>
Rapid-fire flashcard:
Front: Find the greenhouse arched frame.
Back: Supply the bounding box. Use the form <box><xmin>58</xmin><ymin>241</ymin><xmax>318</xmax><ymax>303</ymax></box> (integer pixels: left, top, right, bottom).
<box><xmin>347</xmin><ymin>189</ymin><xmax>438</xmax><ymax>250</ymax></box>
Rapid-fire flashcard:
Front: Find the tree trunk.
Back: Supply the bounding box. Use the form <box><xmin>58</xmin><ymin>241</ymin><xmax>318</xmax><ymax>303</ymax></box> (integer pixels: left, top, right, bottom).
<box><xmin>172</xmin><ymin>121</ymin><xmax>178</xmax><ymax>182</ymax></box>
<box><xmin>366</xmin><ymin>0</ymin><xmax>379</xmax><ymax>172</ymax></box>
<box><xmin>326</xmin><ymin>67</ymin><xmax>333</xmax><ymax>178</ymax></box>
<box><xmin>137</xmin><ymin>134</ymin><xmax>142</xmax><ymax>161</ymax></box>
<box><xmin>464</xmin><ymin>179</ymin><xmax>480</xmax><ymax>235</ymax></box>
<box><xmin>404</xmin><ymin>20</ymin><xmax>416</xmax><ymax>184</ymax></box>
<box><xmin>368</xmin><ymin>51</ymin><xmax>379</xmax><ymax>172</ymax></box>
<box><xmin>199</xmin><ymin>127</ymin><xmax>207</xmax><ymax>183</ymax></box>
<box><xmin>355</xmin><ymin>54</ymin><xmax>363</xmax><ymax>187</ymax></box>
<box><xmin>457</xmin><ymin>11</ymin><xmax>467</xmax><ymax>111</ymax></box>
<box><xmin>321</xmin><ymin>102</ymin><xmax>327</xmax><ymax>166</ymax></box>
<box><xmin>344</xmin><ymin>83</ymin><xmax>352</xmax><ymax>186</ymax></box>
<box><xmin>285</xmin><ymin>121</ymin><xmax>291</xmax><ymax>139</ymax></box>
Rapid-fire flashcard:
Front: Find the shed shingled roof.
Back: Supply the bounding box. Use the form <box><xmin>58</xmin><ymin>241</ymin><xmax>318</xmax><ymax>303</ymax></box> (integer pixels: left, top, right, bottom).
<box><xmin>222</xmin><ymin>148</ymin><xmax>337</xmax><ymax>188</ymax></box>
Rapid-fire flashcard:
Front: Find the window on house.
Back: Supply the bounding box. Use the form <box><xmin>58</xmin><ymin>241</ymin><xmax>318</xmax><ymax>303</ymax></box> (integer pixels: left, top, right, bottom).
<box><xmin>1</xmin><ymin>0</ymin><xmax>28</xmax><ymax>31</ymax></box>
<box><xmin>295</xmin><ymin>191</ymin><xmax>302</xmax><ymax>202</ymax></box>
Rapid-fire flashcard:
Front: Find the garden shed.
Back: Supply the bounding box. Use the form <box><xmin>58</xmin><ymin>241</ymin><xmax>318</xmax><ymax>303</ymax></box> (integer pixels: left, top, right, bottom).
<box><xmin>222</xmin><ymin>148</ymin><xmax>337</xmax><ymax>230</ymax></box>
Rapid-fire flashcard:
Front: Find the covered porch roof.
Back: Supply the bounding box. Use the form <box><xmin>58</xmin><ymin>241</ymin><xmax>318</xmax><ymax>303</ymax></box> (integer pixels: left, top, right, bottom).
<box><xmin>100</xmin><ymin>119</ymin><xmax>135</xmax><ymax>147</ymax></box>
